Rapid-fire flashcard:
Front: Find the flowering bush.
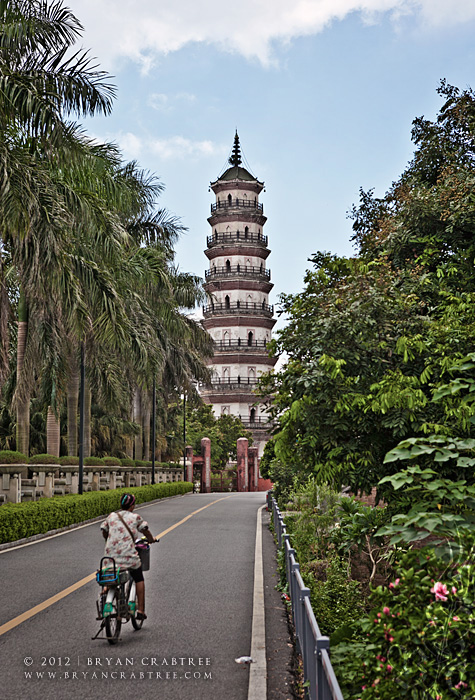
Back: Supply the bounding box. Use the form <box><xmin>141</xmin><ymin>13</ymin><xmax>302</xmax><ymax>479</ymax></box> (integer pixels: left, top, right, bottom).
<box><xmin>333</xmin><ymin>535</ymin><xmax>475</xmax><ymax>699</ymax></box>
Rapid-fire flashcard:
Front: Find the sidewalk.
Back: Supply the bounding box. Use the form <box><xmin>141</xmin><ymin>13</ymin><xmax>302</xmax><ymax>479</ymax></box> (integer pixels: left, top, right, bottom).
<box><xmin>262</xmin><ymin>509</ymin><xmax>298</xmax><ymax>700</ymax></box>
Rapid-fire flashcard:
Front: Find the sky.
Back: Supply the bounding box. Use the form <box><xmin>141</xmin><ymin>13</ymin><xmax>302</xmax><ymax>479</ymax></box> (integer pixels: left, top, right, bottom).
<box><xmin>68</xmin><ymin>0</ymin><xmax>475</xmax><ymax>327</ymax></box>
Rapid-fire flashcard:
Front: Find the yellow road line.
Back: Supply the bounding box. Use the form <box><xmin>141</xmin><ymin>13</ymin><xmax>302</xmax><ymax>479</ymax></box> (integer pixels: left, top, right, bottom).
<box><xmin>0</xmin><ymin>495</ymin><xmax>233</xmax><ymax>638</ymax></box>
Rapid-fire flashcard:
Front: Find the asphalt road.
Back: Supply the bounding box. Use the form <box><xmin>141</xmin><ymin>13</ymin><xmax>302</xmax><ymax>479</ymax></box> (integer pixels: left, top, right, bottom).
<box><xmin>0</xmin><ymin>492</ymin><xmax>268</xmax><ymax>700</ymax></box>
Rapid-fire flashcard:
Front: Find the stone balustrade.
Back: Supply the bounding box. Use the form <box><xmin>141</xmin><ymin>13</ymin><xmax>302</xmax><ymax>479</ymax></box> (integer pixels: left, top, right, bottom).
<box><xmin>0</xmin><ymin>464</ymin><xmax>184</xmax><ymax>504</ymax></box>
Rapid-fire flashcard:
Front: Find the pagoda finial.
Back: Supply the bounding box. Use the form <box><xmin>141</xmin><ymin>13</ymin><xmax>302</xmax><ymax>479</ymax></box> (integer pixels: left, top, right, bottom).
<box><xmin>228</xmin><ymin>130</ymin><xmax>242</xmax><ymax>167</ymax></box>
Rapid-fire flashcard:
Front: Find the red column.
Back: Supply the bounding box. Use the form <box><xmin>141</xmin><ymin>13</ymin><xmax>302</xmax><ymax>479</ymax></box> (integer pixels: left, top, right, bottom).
<box><xmin>201</xmin><ymin>437</ymin><xmax>211</xmax><ymax>493</ymax></box>
<box><xmin>236</xmin><ymin>438</ymin><xmax>249</xmax><ymax>492</ymax></box>
<box><xmin>248</xmin><ymin>446</ymin><xmax>259</xmax><ymax>492</ymax></box>
<box><xmin>186</xmin><ymin>445</ymin><xmax>194</xmax><ymax>484</ymax></box>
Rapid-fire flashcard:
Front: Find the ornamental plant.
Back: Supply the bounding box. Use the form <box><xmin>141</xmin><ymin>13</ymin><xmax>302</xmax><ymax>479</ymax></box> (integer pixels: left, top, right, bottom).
<box><xmin>333</xmin><ymin>534</ymin><xmax>475</xmax><ymax>699</ymax></box>
<box><xmin>28</xmin><ymin>453</ymin><xmax>59</xmax><ymax>465</ymax></box>
<box><xmin>0</xmin><ymin>450</ymin><xmax>28</xmax><ymax>464</ymax></box>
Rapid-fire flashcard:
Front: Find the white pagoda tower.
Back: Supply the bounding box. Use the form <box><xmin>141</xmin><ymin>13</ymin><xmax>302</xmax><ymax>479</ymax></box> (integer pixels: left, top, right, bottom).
<box><xmin>201</xmin><ymin>133</ymin><xmax>276</xmax><ymax>456</ymax></box>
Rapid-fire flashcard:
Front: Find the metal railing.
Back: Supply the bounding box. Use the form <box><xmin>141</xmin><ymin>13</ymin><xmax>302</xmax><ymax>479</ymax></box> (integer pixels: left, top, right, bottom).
<box><xmin>239</xmin><ymin>418</ymin><xmax>274</xmax><ymax>429</ymax></box>
<box><xmin>211</xmin><ymin>199</ymin><xmax>263</xmax><ymax>214</ymax></box>
<box><xmin>267</xmin><ymin>492</ymin><xmax>344</xmax><ymax>700</ymax></box>
<box><xmin>203</xmin><ymin>301</ymin><xmax>273</xmax><ymax>317</ymax></box>
<box><xmin>213</xmin><ymin>339</ymin><xmax>270</xmax><ymax>351</ymax></box>
<box><xmin>205</xmin><ymin>265</ymin><xmax>271</xmax><ymax>281</ymax></box>
<box><xmin>207</xmin><ymin>231</ymin><xmax>268</xmax><ymax>247</ymax></box>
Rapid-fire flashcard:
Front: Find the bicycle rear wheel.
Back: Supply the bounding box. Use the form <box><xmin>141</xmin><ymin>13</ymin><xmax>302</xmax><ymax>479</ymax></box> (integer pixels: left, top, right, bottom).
<box><xmin>104</xmin><ymin>589</ymin><xmax>122</xmax><ymax>644</ymax></box>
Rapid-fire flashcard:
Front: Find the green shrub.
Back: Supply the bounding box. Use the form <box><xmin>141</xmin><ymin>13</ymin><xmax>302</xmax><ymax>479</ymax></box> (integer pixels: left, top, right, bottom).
<box><xmin>103</xmin><ymin>457</ymin><xmax>121</xmax><ymax>466</ymax></box>
<box><xmin>0</xmin><ymin>481</ymin><xmax>193</xmax><ymax>544</ymax></box>
<box><xmin>58</xmin><ymin>456</ymin><xmax>80</xmax><ymax>466</ymax></box>
<box><xmin>304</xmin><ymin>557</ymin><xmax>364</xmax><ymax>635</ymax></box>
<box><xmin>28</xmin><ymin>453</ymin><xmax>59</xmax><ymax>465</ymax></box>
<box><xmin>134</xmin><ymin>460</ymin><xmax>147</xmax><ymax>467</ymax></box>
<box><xmin>333</xmin><ymin>535</ymin><xmax>475</xmax><ymax>699</ymax></box>
<box><xmin>120</xmin><ymin>458</ymin><xmax>134</xmax><ymax>466</ymax></box>
<box><xmin>84</xmin><ymin>457</ymin><xmax>105</xmax><ymax>466</ymax></box>
<box><xmin>0</xmin><ymin>450</ymin><xmax>28</xmax><ymax>464</ymax></box>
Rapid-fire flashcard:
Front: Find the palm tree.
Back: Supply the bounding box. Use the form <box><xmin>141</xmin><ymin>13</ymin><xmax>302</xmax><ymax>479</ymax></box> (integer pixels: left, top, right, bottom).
<box><xmin>0</xmin><ymin>1</ymin><xmax>116</xmax><ymax>453</ymax></box>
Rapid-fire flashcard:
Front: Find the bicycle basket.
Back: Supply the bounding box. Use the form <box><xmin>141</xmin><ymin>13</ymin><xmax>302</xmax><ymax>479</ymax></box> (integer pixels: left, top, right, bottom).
<box><xmin>135</xmin><ymin>540</ymin><xmax>150</xmax><ymax>571</ymax></box>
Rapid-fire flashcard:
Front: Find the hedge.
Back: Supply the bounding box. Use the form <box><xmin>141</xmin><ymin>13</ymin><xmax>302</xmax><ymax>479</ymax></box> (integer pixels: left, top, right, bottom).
<box><xmin>0</xmin><ymin>481</ymin><xmax>193</xmax><ymax>545</ymax></box>
<box><xmin>0</xmin><ymin>450</ymin><xmax>28</xmax><ymax>464</ymax></box>
<box><xmin>28</xmin><ymin>453</ymin><xmax>59</xmax><ymax>465</ymax></box>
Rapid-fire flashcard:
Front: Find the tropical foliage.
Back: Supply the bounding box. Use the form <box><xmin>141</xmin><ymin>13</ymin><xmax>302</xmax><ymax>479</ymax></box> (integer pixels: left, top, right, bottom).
<box><xmin>0</xmin><ymin>0</ymin><xmax>212</xmax><ymax>460</ymax></box>
<box><xmin>266</xmin><ymin>81</ymin><xmax>475</xmax><ymax>699</ymax></box>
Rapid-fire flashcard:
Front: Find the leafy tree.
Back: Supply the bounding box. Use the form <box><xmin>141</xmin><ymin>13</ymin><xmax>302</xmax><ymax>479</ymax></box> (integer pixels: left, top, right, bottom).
<box><xmin>263</xmin><ymin>82</ymin><xmax>475</xmax><ymax>497</ymax></box>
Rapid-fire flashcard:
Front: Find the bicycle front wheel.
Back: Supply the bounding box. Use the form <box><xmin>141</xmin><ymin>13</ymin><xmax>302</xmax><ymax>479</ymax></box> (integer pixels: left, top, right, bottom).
<box><xmin>128</xmin><ymin>580</ymin><xmax>143</xmax><ymax>631</ymax></box>
<box><xmin>104</xmin><ymin>589</ymin><xmax>122</xmax><ymax>644</ymax></box>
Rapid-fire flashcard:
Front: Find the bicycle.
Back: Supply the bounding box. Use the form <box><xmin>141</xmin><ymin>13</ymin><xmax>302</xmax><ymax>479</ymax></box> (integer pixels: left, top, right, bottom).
<box><xmin>93</xmin><ymin>543</ymin><xmax>154</xmax><ymax>644</ymax></box>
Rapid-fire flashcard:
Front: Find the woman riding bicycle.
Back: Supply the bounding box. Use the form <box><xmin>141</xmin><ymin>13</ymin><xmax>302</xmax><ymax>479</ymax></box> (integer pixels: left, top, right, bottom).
<box><xmin>101</xmin><ymin>493</ymin><xmax>158</xmax><ymax>620</ymax></box>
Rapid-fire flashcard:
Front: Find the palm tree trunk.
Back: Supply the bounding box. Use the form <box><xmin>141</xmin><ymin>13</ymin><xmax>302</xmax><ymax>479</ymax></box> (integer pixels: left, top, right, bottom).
<box><xmin>46</xmin><ymin>406</ymin><xmax>61</xmax><ymax>457</ymax></box>
<box><xmin>133</xmin><ymin>386</ymin><xmax>143</xmax><ymax>460</ymax></box>
<box><xmin>84</xmin><ymin>381</ymin><xmax>91</xmax><ymax>458</ymax></box>
<box><xmin>16</xmin><ymin>291</ymin><xmax>29</xmax><ymax>455</ymax></box>
<box><xmin>143</xmin><ymin>399</ymin><xmax>151</xmax><ymax>461</ymax></box>
<box><xmin>67</xmin><ymin>359</ymin><xmax>79</xmax><ymax>456</ymax></box>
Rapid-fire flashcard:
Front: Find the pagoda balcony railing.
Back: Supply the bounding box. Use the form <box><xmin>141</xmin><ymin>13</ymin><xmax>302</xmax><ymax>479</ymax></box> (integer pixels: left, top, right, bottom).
<box><xmin>203</xmin><ymin>301</ymin><xmax>273</xmax><ymax>318</ymax></box>
<box><xmin>239</xmin><ymin>418</ymin><xmax>275</xmax><ymax>430</ymax></box>
<box><xmin>205</xmin><ymin>376</ymin><xmax>259</xmax><ymax>391</ymax></box>
<box><xmin>213</xmin><ymin>339</ymin><xmax>270</xmax><ymax>351</ymax></box>
<box><xmin>207</xmin><ymin>231</ymin><xmax>268</xmax><ymax>247</ymax></box>
<box><xmin>205</xmin><ymin>265</ymin><xmax>271</xmax><ymax>281</ymax></box>
<box><xmin>211</xmin><ymin>199</ymin><xmax>263</xmax><ymax>214</ymax></box>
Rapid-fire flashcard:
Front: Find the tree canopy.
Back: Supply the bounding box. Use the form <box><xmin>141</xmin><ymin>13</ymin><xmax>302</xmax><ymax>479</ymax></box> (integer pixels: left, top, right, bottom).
<box><xmin>262</xmin><ymin>81</ymin><xmax>475</xmax><ymax>498</ymax></box>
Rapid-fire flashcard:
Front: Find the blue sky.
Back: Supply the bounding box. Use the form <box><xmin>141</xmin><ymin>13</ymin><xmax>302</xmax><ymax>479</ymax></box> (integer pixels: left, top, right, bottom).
<box><xmin>70</xmin><ymin>0</ymin><xmax>475</xmax><ymax>325</ymax></box>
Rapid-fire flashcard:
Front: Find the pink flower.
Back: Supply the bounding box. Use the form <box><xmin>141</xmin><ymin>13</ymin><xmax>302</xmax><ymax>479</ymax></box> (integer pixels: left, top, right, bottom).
<box><xmin>389</xmin><ymin>636</ymin><xmax>394</xmax><ymax>643</ymax></box>
<box><xmin>453</xmin><ymin>616</ymin><xmax>460</xmax><ymax>622</ymax></box>
<box><xmin>455</xmin><ymin>681</ymin><xmax>468</xmax><ymax>690</ymax></box>
<box><xmin>387</xmin><ymin>664</ymin><xmax>393</xmax><ymax>672</ymax></box>
<box><xmin>431</xmin><ymin>582</ymin><xmax>449</xmax><ymax>601</ymax></box>
<box><xmin>383</xmin><ymin>606</ymin><xmax>390</xmax><ymax>615</ymax></box>
<box><xmin>389</xmin><ymin>578</ymin><xmax>400</xmax><ymax>589</ymax></box>
<box><xmin>452</xmin><ymin>586</ymin><xmax>457</xmax><ymax>595</ymax></box>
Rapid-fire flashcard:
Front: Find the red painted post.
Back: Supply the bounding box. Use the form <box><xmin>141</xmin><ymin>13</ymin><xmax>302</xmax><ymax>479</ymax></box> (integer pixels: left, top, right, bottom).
<box><xmin>236</xmin><ymin>438</ymin><xmax>249</xmax><ymax>492</ymax></box>
<box><xmin>186</xmin><ymin>445</ymin><xmax>194</xmax><ymax>484</ymax></box>
<box><xmin>248</xmin><ymin>446</ymin><xmax>259</xmax><ymax>492</ymax></box>
<box><xmin>201</xmin><ymin>437</ymin><xmax>211</xmax><ymax>493</ymax></box>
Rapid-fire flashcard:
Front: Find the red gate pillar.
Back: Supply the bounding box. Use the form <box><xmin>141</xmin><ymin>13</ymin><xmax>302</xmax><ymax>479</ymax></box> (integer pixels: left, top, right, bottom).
<box><xmin>186</xmin><ymin>445</ymin><xmax>194</xmax><ymax>484</ymax></box>
<box><xmin>236</xmin><ymin>438</ymin><xmax>249</xmax><ymax>492</ymax></box>
<box><xmin>201</xmin><ymin>437</ymin><xmax>211</xmax><ymax>493</ymax></box>
<box><xmin>248</xmin><ymin>446</ymin><xmax>259</xmax><ymax>492</ymax></box>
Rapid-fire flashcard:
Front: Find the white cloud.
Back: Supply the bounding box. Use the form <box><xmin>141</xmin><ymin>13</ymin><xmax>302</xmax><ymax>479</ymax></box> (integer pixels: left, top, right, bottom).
<box><xmin>69</xmin><ymin>0</ymin><xmax>475</xmax><ymax>69</ymax></box>
<box><xmin>118</xmin><ymin>132</ymin><xmax>143</xmax><ymax>159</ymax></box>
<box><xmin>107</xmin><ymin>132</ymin><xmax>224</xmax><ymax>162</ymax></box>
<box><xmin>148</xmin><ymin>92</ymin><xmax>196</xmax><ymax>112</ymax></box>
<box><xmin>150</xmin><ymin>136</ymin><xmax>225</xmax><ymax>160</ymax></box>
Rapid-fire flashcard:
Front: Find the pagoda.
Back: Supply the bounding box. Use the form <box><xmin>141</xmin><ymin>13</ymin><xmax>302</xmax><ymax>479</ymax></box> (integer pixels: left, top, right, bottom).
<box><xmin>201</xmin><ymin>133</ymin><xmax>276</xmax><ymax>456</ymax></box>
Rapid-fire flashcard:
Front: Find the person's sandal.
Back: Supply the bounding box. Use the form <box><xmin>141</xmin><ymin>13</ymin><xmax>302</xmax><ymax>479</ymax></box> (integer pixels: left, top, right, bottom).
<box><xmin>136</xmin><ymin>612</ymin><xmax>147</xmax><ymax>620</ymax></box>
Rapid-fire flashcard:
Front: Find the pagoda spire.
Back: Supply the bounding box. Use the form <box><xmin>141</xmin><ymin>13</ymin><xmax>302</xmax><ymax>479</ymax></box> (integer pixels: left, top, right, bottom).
<box><xmin>228</xmin><ymin>131</ymin><xmax>242</xmax><ymax>167</ymax></box>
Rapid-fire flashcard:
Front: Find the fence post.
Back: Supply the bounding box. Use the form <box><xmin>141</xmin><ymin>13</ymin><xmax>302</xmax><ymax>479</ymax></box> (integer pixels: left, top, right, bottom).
<box><xmin>316</xmin><ymin>636</ymin><xmax>330</xmax><ymax>700</ymax></box>
<box><xmin>297</xmin><ymin>587</ymin><xmax>311</xmax><ymax>655</ymax></box>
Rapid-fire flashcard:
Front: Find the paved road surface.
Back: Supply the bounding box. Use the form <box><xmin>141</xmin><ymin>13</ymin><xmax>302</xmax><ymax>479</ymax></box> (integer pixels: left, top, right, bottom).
<box><xmin>0</xmin><ymin>492</ymin><xmax>268</xmax><ymax>700</ymax></box>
